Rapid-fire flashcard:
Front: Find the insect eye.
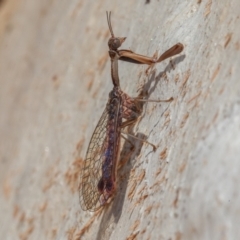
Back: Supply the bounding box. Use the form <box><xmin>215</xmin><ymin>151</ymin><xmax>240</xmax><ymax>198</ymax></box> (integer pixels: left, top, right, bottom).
<box><xmin>108</xmin><ymin>38</ymin><xmax>120</xmax><ymax>50</ymax></box>
<box><xmin>113</xmin><ymin>39</ymin><xmax>120</xmax><ymax>49</ymax></box>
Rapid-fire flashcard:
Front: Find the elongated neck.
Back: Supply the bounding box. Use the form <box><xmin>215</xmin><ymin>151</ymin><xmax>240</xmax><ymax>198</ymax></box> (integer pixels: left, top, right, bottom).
<box><xmin>109</xmin><ymin>50</ymin><xmax>120</xmax><ymax>87</ymax></box>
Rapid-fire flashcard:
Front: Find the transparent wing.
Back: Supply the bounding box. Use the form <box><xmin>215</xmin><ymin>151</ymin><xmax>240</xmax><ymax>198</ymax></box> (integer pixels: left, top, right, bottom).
<box><xmin>79</xmin><ymin>107</ymin><xmax>109</xmax><ymax>211</ymax></box>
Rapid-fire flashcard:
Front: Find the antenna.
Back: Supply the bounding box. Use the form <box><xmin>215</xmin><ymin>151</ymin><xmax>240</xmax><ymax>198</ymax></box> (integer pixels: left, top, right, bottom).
<box><xmin>106</xmin><ymin>11</ymin><xmax>114</xmax><ymax>37</ymax></box>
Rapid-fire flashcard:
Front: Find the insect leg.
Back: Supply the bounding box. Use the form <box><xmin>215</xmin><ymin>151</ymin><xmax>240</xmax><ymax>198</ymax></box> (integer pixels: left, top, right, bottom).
<box><xmin>133</xmin><ymin>96</ymin><xmax>173</xmax><ymax>103</ymax></box>
<box><xmin>121</xmin><ymin>106</ymin><xmax>156</xmax><ymax>151</ymax></box>
<box><xmin>118</xmin><ymin>43</ymin><xmax>183</xmax><ymax>65</ymax></box>
<box><xmin>121</xmin><ymin>131</ymin><xmax>157</xmax><ymax>151</ymax></box>
<box><xmin>121</xmin><ymin>95</ymin><xmax>170</xmax><ymax>151</ymax></box>
<box><xmin>118</xmin><ymin>134</ymin><xmax>136</xmax><ymax>169</ymax></box>
<box><xmin>119</xmin><ymin>121</ymin><xmax>156</xmax><ymax>170</ymax></box>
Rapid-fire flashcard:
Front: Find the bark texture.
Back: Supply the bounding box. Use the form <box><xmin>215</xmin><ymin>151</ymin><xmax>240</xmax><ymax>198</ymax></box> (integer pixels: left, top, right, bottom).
<box><xmin>0</xmin><ymin>0</ymin><xmax>240</xmax><ymax>239</ymax></box>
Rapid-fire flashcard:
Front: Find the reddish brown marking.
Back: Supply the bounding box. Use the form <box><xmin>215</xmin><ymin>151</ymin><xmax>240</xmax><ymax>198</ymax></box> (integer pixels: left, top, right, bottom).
<box><xmin>205</xmin><ymin>0</ymin><xmax>212</xmax><ymax>17</ymax></box>
<box><xmin>97</xmin><ymin>53</ymin><xmax>108</xmax><ymax>72</ymax></box>
<box><xmin>65</xmin><ymin>158</ymin><xmax>83</xmax><ymax>193</ymax></box>
<box><xmin>66</xmin><ymin>227</ymin><xmax>76</xmax><ymax>240</ymax></box>
<box><xmin>212</xmin><ymin>111</ymin><xmax>219</xmax><ymax>125</ymax></box>
<box><xmin>104</xmin><ymin>29</ymin><xmax>110</xmax><ymax>39</ymax></box>
<box><xmin>52</xmin><ymin>74</ymin><xmax>58</xmax><ymax>82</ymax></box>
<box><xmin>136</xmin><ymin>183</ymin><xmax>147</xmax><ymax>196</ymax></box>
<box><xmin>210</xmin><ymin>64</ymin><xmax>221</xmax><ymax>82</ymax></box>
<box><xmin>173</xmin><ymin>188</ymin><xmax>180</xmax><ymax>208</ymax></box>
<box><xmin>128</xmin><ymin>169</ymin><xmax>146</xmax><ymax>200</ymax></box>
<box><xmin>70</xmin><ymin>1</ymin><xmax>83</xmax><ymax>19</ymax></box>
<box><xmin>135</xmin><ymin>194</ymin><xmax>148</xmax><ymax>204</ymax></box>
<box><xmin>3</xmin><ymin>177</ymin><xmax>11</xmax><ymax>199</ymax></box>
<box><xmin>42</xmin><ymin>159</ymin><xmax>60</xmax><ymax>192</ymax></box>
<box><xmin>19</xmin><ymin>225</ymin><xmax>34</xmax><ymax>240</ymax></box>
<box><xmin>138</xmin><ymin>169</ymin><xmax>146</xmax><ymax>182</ymax></box>
<box><xmin>42</xmin><ymin>181</ymin><xmax>53</xmax><ymax>192</ymax></box>
<box><xmin>130</xmin><ymin>220</ymin><xmax>140</xmax><ymax>231</ymax></box>
<box><xmin>224</xmin><ymin>33</ymin><xmax>232</xmax><ymax>48</ymax></box>
<box><xmin>86</xmin><ymin>70</ymin><xmax>95</xmax><ymax>91</ymax></box>
<box><xmin>159</xmin><ymin>147</ymin><xmax>167</xmax><ymax>160</ymax></box>
<box><xmin>175</xmin><ymin>231</ymin><xmax>182</xmax><ymax>240</ymax></box>
<box><xmin>128</xmin><ymin>181</ymin><xmax>138</xmax><ymax>200</ymax></box>
<box><xmin>218</xmin><ymin>86</ymin><xmax>225</xmax><ymax>95</ymax></box>
<box><xmin>180</xmin><ymin>112</ymin><xmax>189</xmax><ymax>128</ymax></box>
<box><xmin>52</xmin><ymin>229</ymin><xmax>57</xmax><ymax>238</ymax></box>
<box><xmin>174</xmin><ymin>73</ymin><xmax>180</xmax><ymax>83</ymax></box>
<box><xmin>187</xmin><ymin>92</ymin><xmax>201</xmax><ymax>104</ymax></box>
<box><xmin>19</xmin><ymin>211</ymin><xmax>26</xmax><ymax>223</ymax></box>
<box><xmin>149</xmin><ymin>176</ymin><xmax>167</xmax><ymax>190</ymax></box>
<box><xmin>163</xmin><ymin>115</ymin><xmax>171</xmax><ymax>128</ymax></box>
<box><xmin>141</xmin><ymin>229</ymin><xmax>147</xmax><ymax>235</ymax></box>
<box><xmin>13</xmin><ymin>204</ymin><xmax>20</xmax><ymax>218</ymax></box>
<box><xmin>52</xmin><ymin>74</ymin><xmax>60</xmax><ymax>89</ymax></box>
<box><xmin>39</xmin><ymin>200</ymin><xmax>48</xmax><ymax>212</ymax></box>
<box><xmin>127</xmin><ymin>231</ymin><xmax>140</xmax><ymax>240</ymax></box>
<box><xmin>76</xmin><ymin>139</ymin><xmax>85</xmax><ymax>153</ymax></box>
<box><xmin>178</xmin><ymin>161</ymin><xmax>187</xmax><ymax>173</ymax></box>
<box><xmin>181</xmin><ymin>69</ymin><xmax>191</xmax><ymax>88</ymax></box>
<box><xmin>144</xmin><ymin>205</ymin><xmax>153</xmax><ymax>215</ymax></box>
<box><xmin>155</xmin><ymin>168</ymin><xmax>162</xmax><ymax>177</ymax></box>
<box><xmin>235</xmin><ymin>41</ymin><xmax>240</xmax><ymax>50</ymax></box>
<box><xmin>92</xmin><ymin>87</ymin><xmax>100</xmax><ymax>98</ymax></box>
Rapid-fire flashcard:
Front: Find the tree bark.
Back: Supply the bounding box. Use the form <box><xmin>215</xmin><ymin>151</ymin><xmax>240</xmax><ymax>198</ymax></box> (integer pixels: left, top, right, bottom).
<box><xmin>0</xmin><ymin>0</ymin><xmax>240</xmax><ymax>239</ymax></box>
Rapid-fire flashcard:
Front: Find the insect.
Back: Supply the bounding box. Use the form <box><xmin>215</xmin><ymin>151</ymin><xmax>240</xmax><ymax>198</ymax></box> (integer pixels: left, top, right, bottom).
<box><xmin>79</xmin><ymin>12</ymin><xmax>183</xmax><ymax>211</ymax></box>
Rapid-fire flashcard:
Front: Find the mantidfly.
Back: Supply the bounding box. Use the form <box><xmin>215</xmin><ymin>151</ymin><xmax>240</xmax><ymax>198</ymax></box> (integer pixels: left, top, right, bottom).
<box><xmin>79</xmin><ymin>12</ymin><xmax>183</xmax><ymax>211</ymax></box>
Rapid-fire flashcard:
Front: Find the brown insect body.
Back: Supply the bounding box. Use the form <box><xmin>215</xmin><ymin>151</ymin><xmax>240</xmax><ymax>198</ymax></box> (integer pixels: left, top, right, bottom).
<box><xmin>97</xmin><ymin>87</ymin><xmax>139</xmax><ymax>206</ymax></box>
<box><xmin>79</xmin><ymin>12</ymin><xmax>184</xmax><ymax>211</ymax></box>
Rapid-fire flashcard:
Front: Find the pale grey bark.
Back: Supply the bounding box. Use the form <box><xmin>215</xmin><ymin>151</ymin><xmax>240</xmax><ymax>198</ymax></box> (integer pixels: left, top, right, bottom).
<box><xmin>0</xmin><ymin>0</ymin><xmax>240</xmax><ymax>239</ymax></box>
